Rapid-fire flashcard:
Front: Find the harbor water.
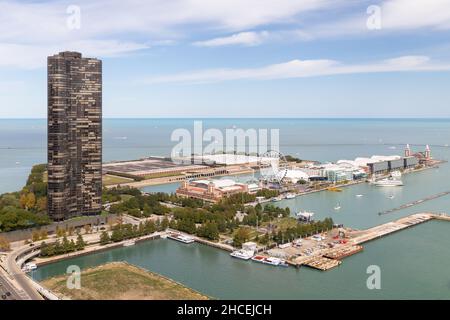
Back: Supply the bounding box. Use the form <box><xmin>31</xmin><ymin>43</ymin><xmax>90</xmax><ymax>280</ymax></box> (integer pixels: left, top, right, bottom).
<box><xmin>2</xmin><ymin>119</ymin><xmax>450</xmax><ymax>299</ymax></box>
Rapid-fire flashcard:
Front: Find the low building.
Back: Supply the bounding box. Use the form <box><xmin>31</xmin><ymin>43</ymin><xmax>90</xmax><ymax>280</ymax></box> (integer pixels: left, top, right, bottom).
<box><xmin>176</xmin><ymin>179</ymin><xmax>254</xmax><ymax>203</ymax></box>
<box><xmin>278</xmin><ymin>169</ymin><xmax>310</xmax><ymax>184</ymax></box>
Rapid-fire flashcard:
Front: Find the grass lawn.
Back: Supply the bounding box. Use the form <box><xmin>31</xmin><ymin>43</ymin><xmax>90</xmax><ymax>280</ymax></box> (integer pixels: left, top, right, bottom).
<box><xmin>262</xmin><ymin>216</ymin><xmax>298</xmax><ymax>231</ymax></box>
<box><xmin>103</xmin><ymin>174</ymin><xmax>134</xmax><ymax>186</ymax></box>
<box><xmin>42</xmin><ymin>262</ymin><xmax>209</xmax><ymax>300</ymax></box>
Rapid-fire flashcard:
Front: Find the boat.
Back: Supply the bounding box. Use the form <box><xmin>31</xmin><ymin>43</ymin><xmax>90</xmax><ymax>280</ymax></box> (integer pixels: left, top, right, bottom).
<box><xmin>374</xmin><ymin>171</ymin><xmax>403</xmax><ymax>187</ymax></box>
<box><xmin>356</xmin><ymin>194</ymin><xmax>364</xmax><ymax>198</ymax></box>
<box><xmin>251</xmin><ymin>255</ymin><xmax>284</xmax><ymax>266</ymax></box>
<box><xmin>334</xmin><ymin>202</ymin><xmax>341</xmax><ymax>210</ymax></box>
<box><xmin>374</xmin><ymin>178</ymin><xmax>403</xmax><ymax>187</ymax></box>
<box><xmin>230</xmin><ymin>249</ymin><xmax>254</xmax><ymax>260</ymax></box>
<box><xmin>167</xmin><ymin>233</ymin><xmax>195</xmax><ymax>244</ymax></box>
<box><xmin>271</xmin><ymin>197</ymin><xmax>282</xmax><ymax>202</ymax></box>
<box><xmin>23</xmin><ymin>263</ymin><xmax>37</xmax><ymax>272</ymax></box>
<box><xmin>388</xmin><ymin>195</ymin><xmax>395</xmax><ymax>199</ymax></box>
<box><xmin>285</xmin><ymin>193</ymin><xmax>296</xmax><ymax>199</ymax></box>
<box><xmin>123</xmin><ymin>240</ymin><xmax>135</xmax><ymax>247</ymax></box>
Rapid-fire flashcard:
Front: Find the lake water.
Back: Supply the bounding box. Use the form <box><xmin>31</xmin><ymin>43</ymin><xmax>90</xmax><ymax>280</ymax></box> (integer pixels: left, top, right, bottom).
<box><xmin>2</xmin><ymin>118</ymin><xmax>450</xmax><ymax>299</ymax></box>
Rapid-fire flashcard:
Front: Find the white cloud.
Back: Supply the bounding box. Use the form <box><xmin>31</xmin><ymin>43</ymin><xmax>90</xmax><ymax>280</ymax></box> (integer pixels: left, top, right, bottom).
<box><xmin>193</xmin><ymin>31</ymin><xmax>270</xmax><ymax>47</ymax></box>
<box><xmin>143</xmin><ymin>56</ymin><xmax>450</xmax><ymax>84</ymax></box>
<box><xmin>0</xmin><ymin>41</ymin><xmax>149</xmax><ymax>69</ymax></box>
<box><xmin>0</xmin><ymin>0</ymin><xmax>343</xmax><ymax>69</ymax></box>
<box><xmin>382</xmin><ymin>0</ymin><xmax>450</xmax><ymax>30</ymax></box>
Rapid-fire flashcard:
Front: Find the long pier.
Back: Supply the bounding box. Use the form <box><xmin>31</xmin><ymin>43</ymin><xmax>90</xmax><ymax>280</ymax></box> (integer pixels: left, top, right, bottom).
<box><xmin>291</xmin><ymin>213</ymin><xmax>449</xmax><ymax>271</ymax></box>
<box><xmin>379</xmin><ymin>191</ymin><xmax>450</xmax><ymax>215</ymax></box>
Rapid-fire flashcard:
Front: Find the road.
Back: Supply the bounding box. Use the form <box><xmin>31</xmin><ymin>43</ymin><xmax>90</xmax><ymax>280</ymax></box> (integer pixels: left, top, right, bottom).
<box><xmin>5</xmin><ymin>246</ymin><xmax>43</xmax><ymax>300</ymax></box>
<box><xmin>0</xmin><ymin>271</ymin><xmax>29</xmax><ymax>300</ymax></box>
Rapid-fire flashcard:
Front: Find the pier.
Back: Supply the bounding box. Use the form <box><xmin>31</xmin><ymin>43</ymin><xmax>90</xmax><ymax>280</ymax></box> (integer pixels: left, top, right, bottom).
<box><xmin>378</xmin><ymin>191</ymin><xmax>450</xmax><ymax>215</ymax></box>
<box><xmin>288</xmin><ymin>213</ymin><xmax>448</xmax><ymax>271</ymax></box>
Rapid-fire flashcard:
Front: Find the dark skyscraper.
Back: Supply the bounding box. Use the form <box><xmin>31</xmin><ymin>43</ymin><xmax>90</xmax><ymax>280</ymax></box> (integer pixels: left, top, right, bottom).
<box><xmin>47</xmin><ymin>51</ymin><xmax>102</xmax><ymax>221</ymax></box>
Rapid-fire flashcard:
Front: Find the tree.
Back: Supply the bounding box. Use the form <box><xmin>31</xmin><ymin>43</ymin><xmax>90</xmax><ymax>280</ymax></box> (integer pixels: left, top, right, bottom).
<box><xmin>25</xmin><ymin>192</ymin><xmax>36</xmax><ymax>210</ymax></box>
<box><xmin>36</xmin><ymin>197</ymin><xmax>47</xmax><ymax>212</ymax></box>
<box><xmin>56</xmin><ymin>227</ymin><xmax>66</xmax><ymax>238</ymax></box>
<box><xmin>39</xmin><ymin>229</ymin><xmax>48</xmax><ymax>240</ymax></box>
<box><xmin>76</xmin><ymin>234</ymin><xmax>86</xmax><ymax>250</ymax></box>
<box><xmin>100</xmin><ymin>231</ymin><xmax>110</xmax><ymax>245</ymax></box>
<box><xmin>161</xmin><ymin>217</ymin><xmax>169</xmax><ymax>230</ymax></box>
<box><xmin>31</xmin><ymin>230</ymin><xmax>40</xmax><ymax>242</ymax></box>
<box><xmin>0</xmin><ymin>236</ymin><xmax>10</xmax><ymax>251</ymax></box>
<box><xmin>62</xmin><ymin>236</ymin><xmax>71</xmax><ymax>253</ymax></box>
<box><xmin>233</xmin><ymin>227</ymin><xmax>251</xmax><ymax>248</ymax></box>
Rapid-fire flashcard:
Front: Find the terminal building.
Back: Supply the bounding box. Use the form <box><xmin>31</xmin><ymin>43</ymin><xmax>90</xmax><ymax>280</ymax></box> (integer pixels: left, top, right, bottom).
<box><xmin>176</xmin><ymin>179</ymin><xmax>260</xmax><ymax>203</ymax></box>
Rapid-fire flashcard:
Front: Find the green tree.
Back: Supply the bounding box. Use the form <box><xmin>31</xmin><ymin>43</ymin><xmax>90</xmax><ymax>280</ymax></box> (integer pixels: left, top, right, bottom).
<box><xmin>76</xmin><ymin>234</ymin><xmax>86</xmax><ymax>250</ymax></box>
<box><xmin>233</xmin><ymin>227</ymin><xmax>251</xmax><ymax>248</ymax></box>
<box><xmin>100</xmin><ymin>231</ymin><xmax>110</xmax><ymax>245</ymax></box>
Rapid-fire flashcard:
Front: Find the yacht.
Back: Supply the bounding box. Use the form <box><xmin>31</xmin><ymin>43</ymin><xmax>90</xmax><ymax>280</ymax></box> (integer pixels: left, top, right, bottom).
<box><xmin>251</xmin><ymin>255</ymin><xmax>285</xmax><ymax>266</ymax></box>
<box><xmin>167</xmin><ymin>233</ymin><xmax>195</xmax><ymax>244</ymax></box>
<box><xmin>285</xmin><ymin>193</ymin><xmax>296</xmax><ymax>199</ymax></box>
<box><xmin>356</xmin><ymin>194</ymin><xmax>364</xmax><ymax>198</ymax></box>
<box><xmin>230</xmin><ymin>249</ymin><xmax>254</xmax><ymax>260</ymax></box>
<box><xmin>374</xmin><ymin>178</ymin><xmax>403</xmax><ymax>187</ymax></box>
<box><xmin>271</xmin><ymin>196</ymin><xmax>283</xmax><ymax>202</ymax></box>
<box><xmin>334</xmin><ymin>203</ymin><xmax>341</xmax><ymax>210</ymax></box>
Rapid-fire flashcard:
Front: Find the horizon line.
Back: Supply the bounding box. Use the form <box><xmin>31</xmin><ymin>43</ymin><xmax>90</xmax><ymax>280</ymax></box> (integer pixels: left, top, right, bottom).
<box><xmin>1</xmin><ymin>117</ymin><xmax>450</xmax><ymax>120</ymax></box>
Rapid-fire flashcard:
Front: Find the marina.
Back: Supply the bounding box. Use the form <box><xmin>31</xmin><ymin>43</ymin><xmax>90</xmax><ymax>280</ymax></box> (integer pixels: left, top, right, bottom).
<box><xmin>3</xmin><ymin>119</ymin><xmax>450</xmax><ymax>300</ymax></box>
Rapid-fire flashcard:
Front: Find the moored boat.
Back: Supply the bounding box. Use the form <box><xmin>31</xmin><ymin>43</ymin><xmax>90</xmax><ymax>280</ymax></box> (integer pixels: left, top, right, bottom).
<box><xmin>251</xmin><ymin>255</ymin><xmax>287</xmax><ymax>267</ymax></box>
<box><xmin>230</xmin><ymin>249</ymin><xmax>254</xmax><ymax>260</ymax></box>
<box><xmin>167</xmin><ymin>233</ymin><xmax>195</xmax><ymax>244</ymax></box>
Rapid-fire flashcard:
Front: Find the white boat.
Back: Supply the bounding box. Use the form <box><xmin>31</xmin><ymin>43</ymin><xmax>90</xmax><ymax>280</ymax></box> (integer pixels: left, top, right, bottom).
<box><xmin>230</xmin><ymin>249</ymin><xmax>254</xmax><ymax>260</ymax></box>
<box><xmin>285</xmin><ymin>193</ymin><xmax>296</xmax><ymax>199</ymax></box>
<box><xmin>167</xmin><ymin>233</ymin><xmax>195</xmax><ymax>244</ymax></box>
<box><xmin>271</xmin><ymin>197</ymin><xmax>282</xmax><ymax>202</ymax></box>
<box><xmin>123</xmin><ymin>240</ymin><xmax>135</xmax><ymax>247</ymax></box>
<box><xmin>374</xmin><ymin>178</ymin><xmax>403</xmax><ymax>187</ymax></box>
<box><xmin>23</xmin><ymin>263</ymin><xmax>37</xmax><ymax>272</ymax></box>
<box><xmin>262</xmin><ymin>257</ymin><xmax>282</xmax><ymax>266</ymax></box>
<box><xmin>252</xmin><ymin>255</ymin><xmax>284</xmax><ymax>266</ymax></box>
<box><xmin>334</xmin><ymin>203</ymin><xmax>341</xmax><ymax>210</ymax></box>
<box><xmin>356</xmin><ymin>194</ymin><xmax>364</xmax><ymax>198</ymax></box>
<box><xmin>388</xmin><ymin>195</ymin><xmax>395</xmax><ymax>199</ymax></box>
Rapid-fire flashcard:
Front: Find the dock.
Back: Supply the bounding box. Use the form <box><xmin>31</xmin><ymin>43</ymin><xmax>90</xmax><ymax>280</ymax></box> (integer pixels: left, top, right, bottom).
<box><xmin>323</xmin><ymin>245</ymin><xmax>363</xmax><ymax>260</ymax></box>
<box><xmin>379</xmin><ymin>191</ymin><xmax>450</xmax><ymax>215</ymax></box>
<box><xmin>351</xmin><ymin>213</ymin><xmax>434</xmax><ymax>245</ymax></box>
<box><xmin>285</xmin><ymin>213</ymin><xmax>449</xmax><ymax>271</ymax></box>
<box><xmin>301</xmin><ymin>257</ymin><xmax>342</xmax><ymax>271</ymax></box>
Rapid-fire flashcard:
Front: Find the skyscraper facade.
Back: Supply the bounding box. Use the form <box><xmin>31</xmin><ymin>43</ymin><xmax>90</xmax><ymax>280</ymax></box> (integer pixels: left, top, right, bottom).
<box><xmin>47</xmin><ymin>51</ymin><xmax>102</xmax><ymax>221</ymax></box>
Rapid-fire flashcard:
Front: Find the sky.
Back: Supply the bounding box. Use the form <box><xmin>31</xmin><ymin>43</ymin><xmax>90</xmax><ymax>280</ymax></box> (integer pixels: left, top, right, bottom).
<box><xmin>1</xmin><ymin>0</ymin><xmax>450</xmax><ymax>118</ymax></box>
